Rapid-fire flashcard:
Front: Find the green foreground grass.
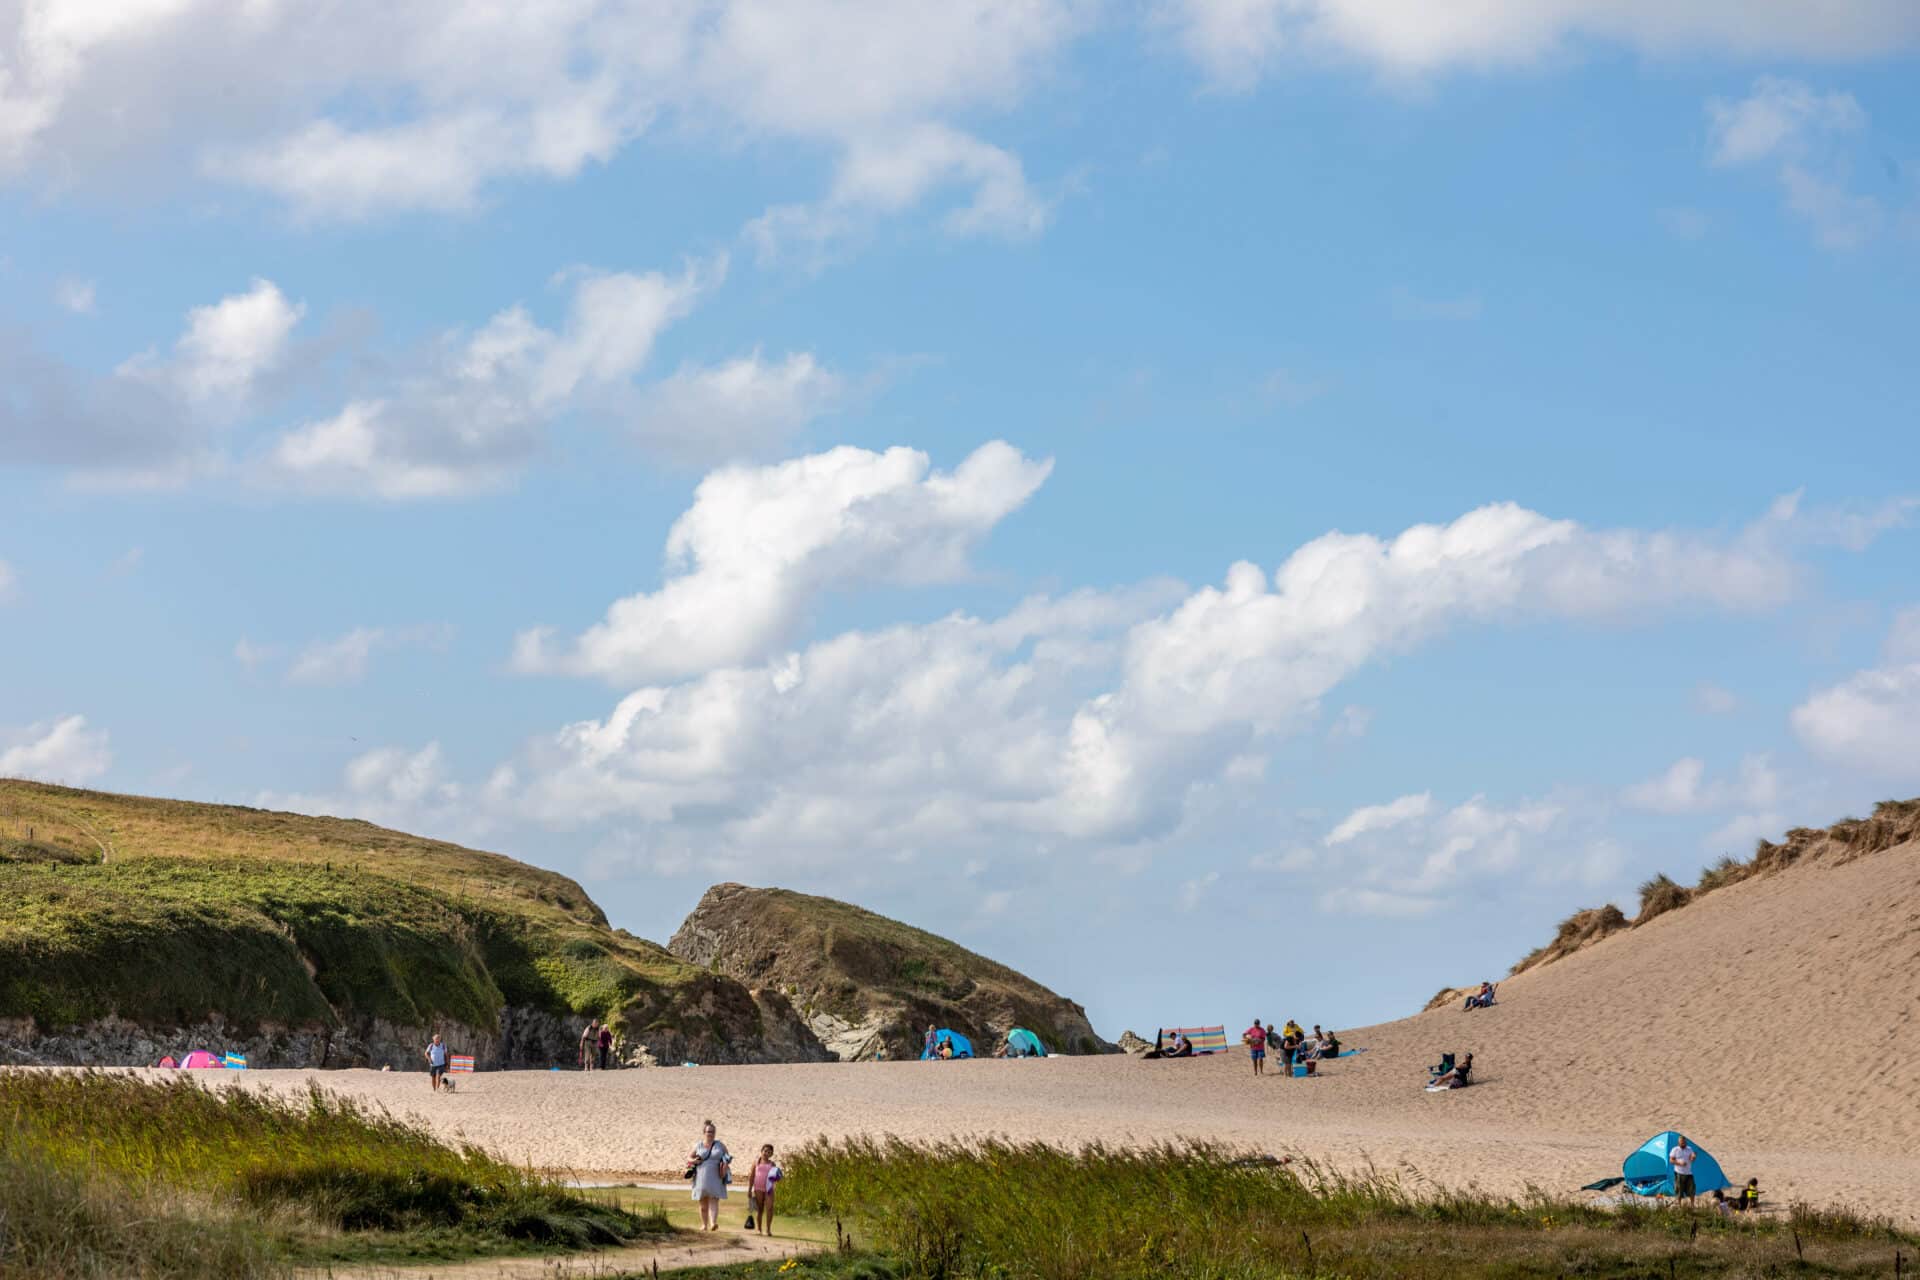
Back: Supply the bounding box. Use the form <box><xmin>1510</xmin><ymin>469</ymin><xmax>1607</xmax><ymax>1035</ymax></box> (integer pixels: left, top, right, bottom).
<box><xmin>669</xmin><ymin>1137</ymin><xmax>1918</xmax><ymax>1280</ymax></box>
<box><xmin>0</xmin><ymin>1070</ymin><xmax>667</xmax><ymax>1279</ymax></box>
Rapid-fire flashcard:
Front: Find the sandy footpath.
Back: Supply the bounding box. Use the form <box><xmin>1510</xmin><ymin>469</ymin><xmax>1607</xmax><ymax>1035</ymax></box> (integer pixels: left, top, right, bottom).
<box><xmin>114</xmin><ymin>839</ymin><xmax>1920</xmax><ymax>1228</ymax></box>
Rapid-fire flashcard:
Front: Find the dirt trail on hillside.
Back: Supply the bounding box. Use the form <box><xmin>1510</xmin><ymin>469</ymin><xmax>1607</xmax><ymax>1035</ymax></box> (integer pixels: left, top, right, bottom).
<box><xmin>160</xmin><ymin>839</ymin><xmax>1920</xmax><ymax>1226</ymax></box>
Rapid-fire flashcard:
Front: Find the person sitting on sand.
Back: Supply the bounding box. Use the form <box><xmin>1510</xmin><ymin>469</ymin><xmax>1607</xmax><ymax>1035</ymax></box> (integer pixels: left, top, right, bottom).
<box><xmin>1169</xmin><ymin>1030</ymin><xmax>1194</xmax><ymax>1058</ymax></box>
<box><xmin>937</xmin><ymin>1037</ymin><xmax>954</xmax><ymax>1060</ymax></box>
<box><xmin>1739</xmin><ymin>1178</ymin><xmax>1760</xmax><ymax>1213</ymax></box>
<box><xmin>746</xmin><ymin>1143</ymin><xmax>782</xmax><ymax>1235</ymax></box>
<box><xmin>1710</xmin><ymin>1189</ymin><xmax>1734</xmax><ymax>1218</ymax></box>
<box><xmin>1430</xmin><ymin>1052</ymin><xmax>1473</xmax><ymax>1088</ymax></box>
<box><xmin>1320</xmin><ymin>1030</ymin><xmax>1341</xmax><ymax>1058</ymax></box>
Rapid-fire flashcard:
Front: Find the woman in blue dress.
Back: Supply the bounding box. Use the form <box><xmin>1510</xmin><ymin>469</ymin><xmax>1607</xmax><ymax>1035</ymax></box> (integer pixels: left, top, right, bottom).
<box><xmin>687</xmin><ymin>1119</ymin><xmax>731</xmax><ymax>1230</ymax></box>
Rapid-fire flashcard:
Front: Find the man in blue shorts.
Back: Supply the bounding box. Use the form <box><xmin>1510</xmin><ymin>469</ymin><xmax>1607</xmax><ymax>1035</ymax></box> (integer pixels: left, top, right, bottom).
<box><xmin>425</xmin><ymin>1034</ymin><xmax>449</xmax><ymax>1091</ymax></box>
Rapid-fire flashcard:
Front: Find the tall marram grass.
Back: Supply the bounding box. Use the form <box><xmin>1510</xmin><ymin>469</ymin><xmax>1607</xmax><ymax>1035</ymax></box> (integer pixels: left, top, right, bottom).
<box><xmin>776</xmin><ymin>1138</ymin><xmax>1914</xmax><ymax>1280</ymax></box>
<box><xmin>0</xmin><ymin>1070</ymin><xmax>662</xmax><ymax>1278</ymax></box>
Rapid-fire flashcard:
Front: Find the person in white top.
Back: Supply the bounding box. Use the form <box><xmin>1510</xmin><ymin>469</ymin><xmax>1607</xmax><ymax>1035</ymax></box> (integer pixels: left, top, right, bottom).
<box><xmin>1669</xmin><ymin>1135</ymin><xmax>1698</xmax><ymax>1204</ymax></box>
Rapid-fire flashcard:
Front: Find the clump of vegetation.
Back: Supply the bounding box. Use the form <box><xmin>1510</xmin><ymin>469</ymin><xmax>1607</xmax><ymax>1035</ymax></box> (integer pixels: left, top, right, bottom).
<box><xmin>771</xmin><ymin>1138</ymin><xmax>1913</xmax><ymax>1280</ymax></box>
<box><xmin>0</xmin><ymin>1070</ymin><xmax>664</xmax><ymax>1277</ymax></box>
<box><xmin>1508</xmin><ymin>904</ymin><xmax>1630</xmax><ymax>976</ymax></box>
<box><xmin>1633</xmin><ymin>872</ymin><xmax>1692</xmax><ymax>924</ymax></box>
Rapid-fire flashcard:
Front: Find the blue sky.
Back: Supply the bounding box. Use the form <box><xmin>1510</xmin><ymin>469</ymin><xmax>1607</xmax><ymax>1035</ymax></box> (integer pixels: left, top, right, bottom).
<box><xmin>3</xmin><ymin>2</ymin><xmax>1919</xmax><ymax>1037</ymax></box>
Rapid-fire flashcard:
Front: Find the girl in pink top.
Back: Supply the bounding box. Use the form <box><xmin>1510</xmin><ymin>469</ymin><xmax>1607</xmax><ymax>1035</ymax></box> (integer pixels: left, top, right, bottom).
<box><xmin>748</xmin><ymin>1143</ymin><xmax>782</xmax><ymax>1235</ymax></box>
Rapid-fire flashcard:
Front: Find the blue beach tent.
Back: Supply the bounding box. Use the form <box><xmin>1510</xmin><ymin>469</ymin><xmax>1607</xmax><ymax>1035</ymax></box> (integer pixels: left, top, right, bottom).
<box><xmin>1005</xmin><ymin>1028</ymin><xmax>1047</xmax><ymax>1057</ymax></box>
<box><xmin>1622</xmin><ymin>1131</ymin><xmax>1729</xmax><ymax>1197</ymax></box>
<box><xmin>921</xmin><ymin>1029</ymin><xmax>974</xmax><ymax>1059</ymax></box>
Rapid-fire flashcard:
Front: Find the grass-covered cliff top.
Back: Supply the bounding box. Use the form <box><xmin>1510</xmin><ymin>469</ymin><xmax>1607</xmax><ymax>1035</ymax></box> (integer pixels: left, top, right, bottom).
<box><xmin>0</xmin><ymin>781</ymin><xmax>718</xmax><ymax>1051</ymax></box>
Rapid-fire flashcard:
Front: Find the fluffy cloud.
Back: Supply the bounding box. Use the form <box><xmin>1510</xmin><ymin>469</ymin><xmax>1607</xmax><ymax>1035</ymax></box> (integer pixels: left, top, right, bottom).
<box><xmin>1790</xmin><ymin>608</ymin><xmax>1920</xmax><ymax>779</ymax></box>
<box><xmin>1792</xmin><ymin>666</ymin><xmax>1920</xmax><ymax>778</ymax></box>
<box><xmin>0</xmin><ymin>715</ymin><xmax>112</xmax><ymax>783</ymax></box>
<box><xmin>1621</xmin><ymin>755</ymin><xmax>1779</xmax><ymax>814</ymax></box>
<box><xmin>1167</xmin><ymin>1</ymin><xmax>1920</xmax><ymax>89</ymax></box>
<box><xmin>1</xmin><ymin>278</ymin><xmax>300</xmax><ymax>473</ymax></box>
<box><xmin>632</xmin><ymin>351</ymin><xmax>843</xmax><ymax>462</ymax></box>
<box><xmin>1316</xmin><ymin>793</ymin><xmax>1567</xmax><ymax>916</ymax></box>
<box><xmin>513</xmin><ymin>441</ymin><xmax>1053</xmax><ymax>683</ymax></box>
<box><xmin>1325</xmin><ymin>792</ymin><xmax>1430</xmax><ymax>845</ymax></box>
<box><xmin>262</xmin><ymin>260</ymin><xmax>718</xmax><ymax>498</ymax></box>
<box><xmin>485</xmin><ymin>477</ymin><xmax>1836</xmax><ymax>875</ymax></box>
<box><xmin>748</xmin><ymin>123</ymin><xmax>1053</xmax><ymax>261</ymax></box>
<box><xmin>285</xmin><ymin>624</ymin><xmax>454</xmax><ymax>686</ymax></box>
<box><xmin>1707</xmin><ymin>77</ymin><xmax>1883</xmax><ymax>250</ymax></box>
<box><xmin>260</xmin><ymin>742</ymin><xmax>474</xmax><ymax>835</ymax></box>
<box><xmin>1</xmin><ymin>1</ymin><xmax>1078</xmax><ymax>236</ymax></box>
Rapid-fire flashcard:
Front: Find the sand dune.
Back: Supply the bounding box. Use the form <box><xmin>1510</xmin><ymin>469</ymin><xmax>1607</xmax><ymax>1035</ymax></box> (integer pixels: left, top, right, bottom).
<box><xmin>170</xmin><ymin>836</ymin><xmax>1920</xmax><ymax>1224</ymax></box>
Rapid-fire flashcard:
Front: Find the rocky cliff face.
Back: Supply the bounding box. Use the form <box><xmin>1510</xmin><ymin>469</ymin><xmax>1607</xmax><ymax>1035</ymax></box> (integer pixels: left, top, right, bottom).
<box><xmin>669</xmin><ymin>883</ymin><xmax>1112</xmax><ymax>1061</ymax></box>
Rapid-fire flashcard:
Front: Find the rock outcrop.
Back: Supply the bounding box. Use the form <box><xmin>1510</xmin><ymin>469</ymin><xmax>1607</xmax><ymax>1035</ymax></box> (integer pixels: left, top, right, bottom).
<box><xmin>669</xmin><ymin>883</ymin><xmax>1112</xmax><ymax>1061</ymax></box>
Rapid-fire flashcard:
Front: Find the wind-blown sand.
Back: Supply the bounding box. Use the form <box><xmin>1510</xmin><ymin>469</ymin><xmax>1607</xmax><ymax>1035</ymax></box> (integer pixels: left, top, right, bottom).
<box><xmin>171</xmin><ymin>838</ymin><xmax>1920</xmax><ymax>1225</ymax></box>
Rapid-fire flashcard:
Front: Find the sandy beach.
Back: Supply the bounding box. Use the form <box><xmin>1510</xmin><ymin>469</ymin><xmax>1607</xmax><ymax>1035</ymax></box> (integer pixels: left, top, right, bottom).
<box><xmin>135</xmin><ymin>838</ymin><xmax>1920</xmax><ymax>1227</ymax></box>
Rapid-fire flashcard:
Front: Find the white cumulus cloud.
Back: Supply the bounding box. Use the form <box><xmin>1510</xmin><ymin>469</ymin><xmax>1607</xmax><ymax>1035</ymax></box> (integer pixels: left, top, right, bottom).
<box><xmin>1165</xmin><ymin>1</ymin><xmax>1920</xmax><ymax>89</ymax></box>
<box><xmin>512</xmin><ymin>440</ymin><xmax>1054</xmax><ymax>683</ymax></box>
<box><xmin>632</xmin><ymin>350</ymin><xmax>844</xmax><ymax>462</ymax></box>
<box><xmin>0</xmin><ymin>715</ymin><xmax>112</xmax><ymax>783</ymax></box>
<box><xmin>1325</xmin><ymin>792</ymin><xmax>1430</xmax><ymax>845</ymax></box>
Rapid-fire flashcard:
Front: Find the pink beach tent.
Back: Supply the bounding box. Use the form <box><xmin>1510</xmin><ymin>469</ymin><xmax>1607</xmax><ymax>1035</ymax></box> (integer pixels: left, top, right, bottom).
<box><xmin>180</xmin><ymin>1050</ymin><xmax>224</xmax><ymax>1069</ymax></box>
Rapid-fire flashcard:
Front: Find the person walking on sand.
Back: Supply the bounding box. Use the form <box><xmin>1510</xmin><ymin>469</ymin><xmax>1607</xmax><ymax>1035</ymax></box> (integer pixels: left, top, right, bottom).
<box><xmin>1669</xmin><ymin>1135</ymin><xmax>1698</xmax><ymax>1205</ymax></box>
<box><xmin>687</xmin><ymin>1120</ymin><xmax>731</xmax><ymax>1230</ymax></box>
<box><xmin>424</xmin><ymin>1034</ymin><xmax>448</xmax><ymax>1092</ymax></box>
<box><xmin>580</xmin><ymin>1019</ymin><xmax>599</xmax><ymax>1072</ymax></box>
<box><xmin>1243</xmin><ymin>1020</ymin><xmax>1267</xmax><ymax>1076</ymax></box>
<box><xmin>746</xmin><ymin>1143</ymin><xmax>782</xmax><ymax>1235</ymax></box>
<box><xmin>597</xmin><ymin>1022</ymin><xmax>613</xmax><ymax>1071</ymax></box>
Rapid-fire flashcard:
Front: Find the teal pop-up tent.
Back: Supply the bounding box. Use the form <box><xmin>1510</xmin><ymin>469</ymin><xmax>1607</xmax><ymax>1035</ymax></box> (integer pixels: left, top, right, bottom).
<box><xmin>1622</xmin><ymin>1131</ymin><xmax>1729</xmax><ymax>1197</ymax></box>
<box><xmin>1005</xmin><ymin>1028</ymin><xmax>1047</xmax><ymax>1057</ymax></box>
<box><xmin>921</xmin><ymin>1030</ymin><xmax>974</xmax><ymax>1059</ymax></box>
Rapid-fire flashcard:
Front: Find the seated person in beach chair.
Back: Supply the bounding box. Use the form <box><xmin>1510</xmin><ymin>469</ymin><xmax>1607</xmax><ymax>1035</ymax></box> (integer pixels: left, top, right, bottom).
<box><xmin>1428</xmin><ymin>1052</ymin><xmax>1456</xmax><ymax>1080</ymax></box>
<box><xmin>1463</xmin><ymin>982</ymin><xmax>1497</xmax><ymax>1010</ymax></box>
<box><xmin>1429</xmin><ymin>1053</ymin><xmax>1474</xmax><ymax>1089</ymax></box>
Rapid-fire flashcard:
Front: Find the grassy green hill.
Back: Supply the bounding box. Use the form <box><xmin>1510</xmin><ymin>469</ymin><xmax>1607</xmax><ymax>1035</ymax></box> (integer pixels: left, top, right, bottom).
<box><xmin>0</xmin><ymin>781</ymin><xmax>820</xmax><ymax>1066</ymax></box>
<box><xmin>669</xmin><ymin>883</ymin><xmax>1111</xmax><ymax>1060</ymax></box>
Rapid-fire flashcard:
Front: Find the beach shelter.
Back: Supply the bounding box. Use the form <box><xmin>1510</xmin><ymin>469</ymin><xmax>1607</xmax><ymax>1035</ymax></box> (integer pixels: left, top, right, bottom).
<box><xmin>1163</xmin><ymin>1026</ymin><xmax>1230</xmax><ymax>1054</ymax></box>
<box><xmin>1005</xmin><ymin>1028</ymin><xmax>1047</xmax><ymax>1058</ymax></box>
<box><xmin>179</xmin><ymin>1050</ymin><xmax>223</xmax><ymax>1069</ymax></box>
<box><xmin>1622</xmin><ymin>1131</ymin><xmax>1730</xmax><ymax>1197</ymax></box>
<box><xmin>921</xmin><ymin>1029</ymin><xmax>975</xmax><ymax>1059</ymax></box>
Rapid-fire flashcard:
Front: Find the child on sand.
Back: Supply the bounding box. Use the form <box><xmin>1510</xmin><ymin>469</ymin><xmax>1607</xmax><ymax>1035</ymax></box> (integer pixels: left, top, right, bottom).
<box><xmin>1739</xmin><ymin>1178</ymin><xmax>1760</xmax><ymax>1212</ymax></box>
<box><xmin>746</xmin><ymin>1144</ymin><xmax>782</xmax><ymax>1235</ymax></box>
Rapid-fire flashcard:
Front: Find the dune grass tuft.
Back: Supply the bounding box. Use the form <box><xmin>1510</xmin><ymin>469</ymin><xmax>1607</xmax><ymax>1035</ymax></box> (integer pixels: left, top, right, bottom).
<box><xmin>769</xmin><ymin>1137</ymin><xmax>1915</xmax><ymax>1280</ymax></box>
